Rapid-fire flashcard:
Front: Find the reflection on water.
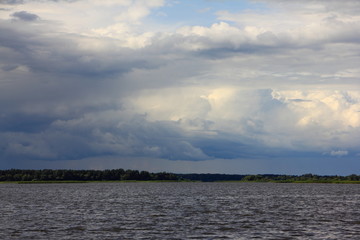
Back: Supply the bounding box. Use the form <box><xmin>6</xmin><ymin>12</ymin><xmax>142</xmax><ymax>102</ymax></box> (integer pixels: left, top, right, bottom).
<box><xmin>0</xmin><ymin>182</ymin><xmax>359</xmax><ymax>239</ymax></box>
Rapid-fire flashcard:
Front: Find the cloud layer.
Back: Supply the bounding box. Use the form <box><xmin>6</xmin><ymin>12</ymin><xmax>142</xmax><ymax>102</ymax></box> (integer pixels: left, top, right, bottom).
<box><xmin>0</xmin><ymin>0</ymin><xmax>359</xmax><ymax>174</ymax></box>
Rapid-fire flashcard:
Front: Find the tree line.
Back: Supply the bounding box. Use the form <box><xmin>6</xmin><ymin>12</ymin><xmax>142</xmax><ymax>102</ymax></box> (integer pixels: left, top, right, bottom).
<box><xmin>0</xmin><ymin>169</ymin><xmax>179</xmax><ymax>182</ymax></box>
<box><xmin>178</xmin><ymin>173</ymin><xmax>360</xmax><ymax>182</ymax></box>
<box><xmin>0</xmin><ymin>169</ymin><xmax>359</xmax><ymax>182</ymax></box>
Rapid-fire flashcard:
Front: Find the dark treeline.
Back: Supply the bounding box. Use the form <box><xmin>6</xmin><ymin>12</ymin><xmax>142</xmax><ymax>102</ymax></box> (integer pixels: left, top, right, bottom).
<box><xmin>178</xmin><ymin>173</ymin><xmax>360</xmax><ymax>182</ymax></box>
<box><xmin>0</xmin><ymin>169</ymin><xmax>359</xmax><ymax>182</ymax></box>
<box><xmin>0</xmin><ymin>169</ymin><xmax>179</xmax><ymax>182</ymax></box>
<box><xmin>177</xmin><ymin>173</ymin><xmax>246</xmax><ymax>182</ymax></box>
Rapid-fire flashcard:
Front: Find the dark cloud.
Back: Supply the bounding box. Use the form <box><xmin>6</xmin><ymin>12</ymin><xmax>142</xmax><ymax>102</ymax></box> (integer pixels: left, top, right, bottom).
<box><xmin>252</xmin><ymin>0</ymin><xmax>360</xmax><ymax>14</ymax></box>
<box><xmin>0</xmin><ymin>18</ymin><xmax>169</xmax><ymax>163</ymax></box>
<box><xmin>0</xmin><ymin>113</ymin><xmax>55</xmax><ymax>133</ymax></box>
<box><xmin>11</xmin><ymin>10</ymin><xmax>39</xmax><ymax>21</ymax></box>
<box><xmin>1</xmin><ymin>0</ymin><xmax>78</xmax><ymax>4</ymax></box>
<box><xmin>3</xmin><ymin>103</ymin><xmax>349</xmax><ymax>165</ymax></box>
<box><xmin>0</xmin><ymin>112</ymin><xmax>208</xmax><ymax>163</ymax></box>
<box><xmin>0</xmin><ymin>19</ymin><xmax>164</xmax><ymax>115</ymax></box>
<box><xmin>0</xmin><ymin>0</ymin><xmax>25</xmax><ymax>5</ymax></box>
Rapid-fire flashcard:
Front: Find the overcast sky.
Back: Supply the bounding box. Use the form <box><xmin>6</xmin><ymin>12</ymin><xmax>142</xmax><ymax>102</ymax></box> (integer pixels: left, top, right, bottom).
<box><xmin>0</xmin><ymin>0</ymin><xmax>359</xmax><ymax>175</ymax></box>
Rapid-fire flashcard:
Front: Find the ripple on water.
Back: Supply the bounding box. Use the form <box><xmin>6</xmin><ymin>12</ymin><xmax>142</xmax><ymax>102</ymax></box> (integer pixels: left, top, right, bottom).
<box><xmin>0</xmin><ymin>182</ymin><xmax>359</xmax><ymax>239</ymax></box>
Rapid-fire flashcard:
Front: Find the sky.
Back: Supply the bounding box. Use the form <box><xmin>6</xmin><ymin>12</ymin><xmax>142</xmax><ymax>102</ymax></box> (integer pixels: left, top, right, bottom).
<box><xmin>0</xmin><ymin>0</ymin><xmax>359</xmax><ymax>175</ymax></box>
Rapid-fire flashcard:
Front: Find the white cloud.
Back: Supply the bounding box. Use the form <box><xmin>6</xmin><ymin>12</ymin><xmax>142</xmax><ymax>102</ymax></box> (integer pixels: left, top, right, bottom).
<box><xmin>329</xmin><ymin>150</ymin><xmax>349</xmax><ymax>157</ymax></box>
<box><xmin>127</xmin><ymin>87</ymin><xmax>360</xmax><ymax>154</ymax></box>
<box><xmin>0</xmin><ymin>0</ymin><xmax>165</xmax><ymax>48</ymax></box>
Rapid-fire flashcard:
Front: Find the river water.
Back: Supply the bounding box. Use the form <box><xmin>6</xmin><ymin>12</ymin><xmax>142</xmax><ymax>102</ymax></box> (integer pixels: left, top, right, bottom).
<box><xmin>0</xmin><ymin>182</ymin><xmax>359</xmax><ymax>239</ymax></box>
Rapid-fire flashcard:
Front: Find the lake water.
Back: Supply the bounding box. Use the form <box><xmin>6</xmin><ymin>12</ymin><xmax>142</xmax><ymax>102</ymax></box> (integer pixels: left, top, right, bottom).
<box><xmin>0</xmin><ymin>182</ymin><xmax>359</xmax><ymax>239</ymax></box>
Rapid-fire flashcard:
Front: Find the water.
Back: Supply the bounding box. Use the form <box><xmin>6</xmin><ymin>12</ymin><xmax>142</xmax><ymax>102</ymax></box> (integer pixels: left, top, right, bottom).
<box><xmin>0</xmin><ymin>182</ymin><xmax>359</xmax><ymax>239</ymax></box>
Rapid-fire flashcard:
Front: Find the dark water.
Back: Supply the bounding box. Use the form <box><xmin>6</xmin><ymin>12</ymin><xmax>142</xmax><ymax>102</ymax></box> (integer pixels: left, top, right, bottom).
<box><xmin>0</xmin><ymin>182</ymin><xmax>359</xmax><ymax>239</ymax></box>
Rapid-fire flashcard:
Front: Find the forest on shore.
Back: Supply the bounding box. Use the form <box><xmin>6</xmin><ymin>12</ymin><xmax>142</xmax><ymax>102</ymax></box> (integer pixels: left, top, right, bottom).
<box><xmin>0</xmin><ymin>169</ymin><xmax>359</xmax><ymax>183</ymax></box>
<box><xmin>0</xmin><ymin>169</ymin><xmax>178</xmax><ymax>182</ymax></box>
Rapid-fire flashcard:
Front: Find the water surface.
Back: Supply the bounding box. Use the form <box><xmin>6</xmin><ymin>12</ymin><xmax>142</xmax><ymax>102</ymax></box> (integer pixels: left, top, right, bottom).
<box><xmin>0</xmin><ymin>182</ymin><xmax>359</xmax><ymax>239</ymax></box>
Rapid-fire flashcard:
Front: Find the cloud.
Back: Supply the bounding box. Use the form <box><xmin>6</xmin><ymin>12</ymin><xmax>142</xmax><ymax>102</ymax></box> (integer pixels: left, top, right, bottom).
<box><xmin>329</xmin><ymin>150</ymin><xmax>349</xmax><ymax>157</ymax></box>
<box><xmin>1</xmin><ymin>0</ymin><xmax>25</xmax><ymax>5</ymax></box>
<box><xmin>0</xmin><ymin>111</ymin><xmax>210</xmax><ymax>162</ymax></box>
<box><xmin>130</xmin><ymin>88</ymin><xmax>360</xmax><ymax>154</ymax></box>
<box><xmin>0</xmin><ymin>0</ymin><xmax>359</xmax><ymax>173</ymax></box>
<box><xmin>4</xmin><ymin>84</ymin><xmax>354</xmax><ymax>164</ymax></box>
<box><xmin>251</xmin><ymin>0</ymin><xmax>360</xmax><ymax>15</ymax></box>
<box><xmin>11</xmin><ymin>10</ymin><xmax>39</xmax><ymax>21</ymax></box>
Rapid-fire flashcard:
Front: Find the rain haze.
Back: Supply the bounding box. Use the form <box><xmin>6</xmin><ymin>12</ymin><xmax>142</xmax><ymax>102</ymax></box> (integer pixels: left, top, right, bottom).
<box><xmin>0</xmin><ymin>0</ymin><xmax>359</xmax><ymax>175</ymax></box>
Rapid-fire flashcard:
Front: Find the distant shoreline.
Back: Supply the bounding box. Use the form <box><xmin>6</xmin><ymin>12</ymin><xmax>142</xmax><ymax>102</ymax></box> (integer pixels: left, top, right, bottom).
<box><xmin>1</xmin><ymin>169</ymin><xmax>359</xmax><ymax>183</ymax></box>
<box><xmin>1</xmin><ymin>180</ymin><xmax>359</xmax><ymax>184</ymax></box>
